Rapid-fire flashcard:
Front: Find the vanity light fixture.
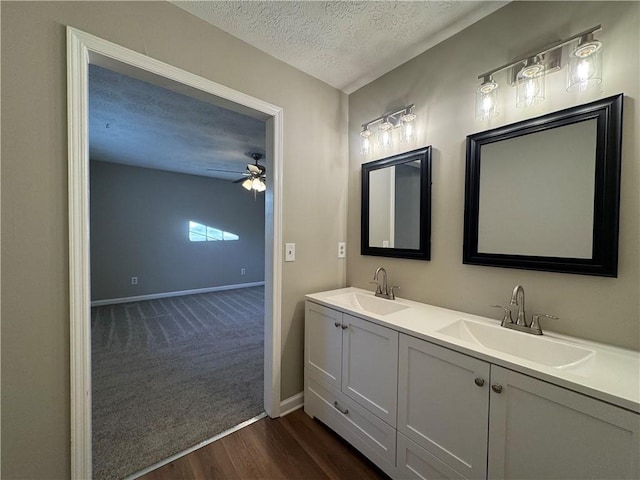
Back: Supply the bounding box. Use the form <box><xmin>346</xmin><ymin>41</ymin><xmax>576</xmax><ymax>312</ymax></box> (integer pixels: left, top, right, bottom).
<box><xmin>475</xmin><ymin>25</ymin><xmax>603</xmax><ymax>119</ymax></box>
<box><xmin>360</xmin><ymin>104</ymin><xmax>416</xmax><ymax>155</ymax></box>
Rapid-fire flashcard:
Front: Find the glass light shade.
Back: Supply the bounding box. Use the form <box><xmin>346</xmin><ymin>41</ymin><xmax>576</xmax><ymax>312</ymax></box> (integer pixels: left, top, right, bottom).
<box><xmin>360</xmin><ymin>127</ymin><xmax>372</xmax><ymax>155</ymax></box>
<box><xmin>378</xmin><ymin>118</ymin><xmax>393</xmax><ymax>150</ymax></box>
<box><xmin>400</xmin><ymin>111</ymin><xmax>417</xmax><ymax>143</ymax></box>
<box><xmin>475</xmin><ymin>79</ymin><xmax>499</xmax><ymax>120</ymax></box>
<box><xmin>516</xmin><ymin>58</ymin><xmax>545</xmax><ymax>108</ymax></box>
<box><xmin>251</xmin><ymin>177</ymin><xmax>264</xmax><ymax>191</ymax></box>
<box><xmin>242</xmin><ymin>178</ymin><xmax>253</xmax><ymax>190</ymax></box>
<box><xmin>567</xmin><ymin>38</ymin><xmax>602</xmax><ymax>92</ymax></box>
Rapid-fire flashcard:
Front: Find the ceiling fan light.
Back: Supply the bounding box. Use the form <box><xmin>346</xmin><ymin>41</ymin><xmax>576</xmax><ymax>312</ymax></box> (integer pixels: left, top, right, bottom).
<box><xmin>254</xmin><ymin>178</ymin><xmax>266</xmax><ymax>192</ymax></box>
<box><xmin>242</xmin><ymin>178</ymin><xmax>253</xmax><ymax>190</ymax></box>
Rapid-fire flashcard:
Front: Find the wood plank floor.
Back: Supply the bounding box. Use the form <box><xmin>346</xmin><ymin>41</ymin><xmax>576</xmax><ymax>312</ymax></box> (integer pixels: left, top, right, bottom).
<box><xmin>139</xmin><ymin>408</ymin><xmax>390</xmax><ymax>480</ymax></box>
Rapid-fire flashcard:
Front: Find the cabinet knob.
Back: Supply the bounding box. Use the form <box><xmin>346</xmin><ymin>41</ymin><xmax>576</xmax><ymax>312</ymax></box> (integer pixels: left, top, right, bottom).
<box><xmin>474</xmin><ymin>378</ymin><xmax>485</xmax><ymax>387</ymax></box>
<box><xmin>341</xmin><ymin>324</ymin><xmax>348</xmax><ymax>330</ymax></box>
<box><xmin>334</xmin><ymin>321</ymin><xmax>341</xmax><ymax>328</ymax></box>
<box><xmin>333</xmin><ymin>401</ymin><xmax>349</xmax><ymax>415</ymax></box>
<box><xmin>491</xmin><ymin>384</ymin><xmax>503</xmax><ymax>394</ymax></box>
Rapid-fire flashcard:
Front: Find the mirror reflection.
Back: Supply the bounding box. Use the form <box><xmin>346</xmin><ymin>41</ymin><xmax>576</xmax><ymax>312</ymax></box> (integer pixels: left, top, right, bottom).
<box><xmin>478</xmin><ymin>119</ymin><xmax>596</xmax><ymax>258</ymax></box>
<box><xmin>369</xmin><ymin>160</ymin><xmax>421</xmax><ymax>249</ymax></box>
<box><xmin>362</xmin><ymin>147</ymin><xmax>431</xmax><ymax>260</ymax></box>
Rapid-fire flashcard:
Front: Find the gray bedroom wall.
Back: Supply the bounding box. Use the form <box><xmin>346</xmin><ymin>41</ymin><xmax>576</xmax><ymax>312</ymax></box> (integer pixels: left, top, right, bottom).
<box><xmin>90</xmin><ymin>161</ymin><xmax>265</xmax><ymax>301</ymax></box>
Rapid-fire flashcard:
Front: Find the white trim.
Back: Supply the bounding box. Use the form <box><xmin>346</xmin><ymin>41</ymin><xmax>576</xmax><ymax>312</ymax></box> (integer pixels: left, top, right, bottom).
<box><xmin>67</xmin><ymin>27</ymin><xmax>283</xmax><ymax>480</ymax></box>
<box><xmin>126</xmin><ymin>413</ymin><xmax>268</xmax><ymax>480</ymax></box>
<box><xmin>90</xmin><ymin>282</ymin><xmax>265</xmax><ymax>307</ymax></box>
<box><xmin>279</xmin><ymin>392</ymin><xmax>304</xmax><ymax>417</ymax></box>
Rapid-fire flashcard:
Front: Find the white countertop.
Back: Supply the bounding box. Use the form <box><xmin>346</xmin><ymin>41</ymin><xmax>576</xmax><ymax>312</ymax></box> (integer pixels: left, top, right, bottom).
<box><xmin>306</xmin><ymin>287</ymin><xmax>640</xmax><ymax>414</ymax></box>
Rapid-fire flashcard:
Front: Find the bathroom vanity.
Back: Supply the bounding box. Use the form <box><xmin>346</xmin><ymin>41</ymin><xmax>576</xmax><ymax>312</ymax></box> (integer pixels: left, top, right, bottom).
<box><xmin>304</xmin><ymin>288</ymin><xmax>639</xmax><ymax>480</ymax></box>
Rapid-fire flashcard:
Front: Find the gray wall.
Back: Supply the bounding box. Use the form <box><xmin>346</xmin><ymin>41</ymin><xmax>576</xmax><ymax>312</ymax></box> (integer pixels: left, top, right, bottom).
<box><xmin>1</xmin><ymin>2</ymin><xmax>347</xmax><ymax>477</ymax></box>
<box><xmin>348</xmin><ymin>1</ymin><xmax>640</xmax><ymax>350</ymax></box>
<box><xmin>90</xmin><ymin>161</ymin><xmax>265</xmax><ymax>300</ymax></box>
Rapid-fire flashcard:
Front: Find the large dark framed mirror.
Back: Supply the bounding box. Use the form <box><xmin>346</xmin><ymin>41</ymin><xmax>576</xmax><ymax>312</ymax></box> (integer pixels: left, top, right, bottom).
<box><xmin>361</xmin><ymin>146</ymin><xmax>432</xmax><ymax>260</ymax></box>
<box><xmin>463</xmin><ymin>94</ymin><xmax>623</xmax><ymax>276</ymax></box>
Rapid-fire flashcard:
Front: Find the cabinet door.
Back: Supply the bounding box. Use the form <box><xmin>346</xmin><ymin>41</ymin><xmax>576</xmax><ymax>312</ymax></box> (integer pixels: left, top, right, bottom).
<box><xmin>304</xmin><ymin>302</ymin><xmax>343</xmax><ymax>391</ymax></box>
<box><xmin>341</xmin><ymin>313</ymin><xmax>399</xmax><ymax>426</ymax></box>
<box><xmin>398</xmin><ymin>334</ymin><xmax>490</xmax><ymax>480</ymax></box>
<box><xmin>488</xmin><ymin>366</ymin><xmax>640</xmax><ymax>480</ymax></box>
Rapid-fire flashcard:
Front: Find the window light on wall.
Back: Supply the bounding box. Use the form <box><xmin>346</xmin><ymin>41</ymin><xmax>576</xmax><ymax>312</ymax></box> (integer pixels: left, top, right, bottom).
<box><xmin>475</xmin><ymin>25</ymin><xmax>604</xmax><ymax>120</ymax></box>
<box><xmin>188</xmin><ymin>221</ymin><xmax>239</xmax><ymax>242</ymax></box>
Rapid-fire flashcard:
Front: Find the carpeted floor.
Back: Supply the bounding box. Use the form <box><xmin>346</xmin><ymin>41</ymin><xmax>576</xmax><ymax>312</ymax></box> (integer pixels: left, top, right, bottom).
<box><xmin>91</xmin><ymin>286</ymin><xmax>264</xmax><ymax>480</ymax></box>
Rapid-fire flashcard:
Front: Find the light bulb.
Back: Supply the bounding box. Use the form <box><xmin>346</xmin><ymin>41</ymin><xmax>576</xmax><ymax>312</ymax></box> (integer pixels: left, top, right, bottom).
<box><xmin>378</xmin><ymin>117</ymin><xmax>393</xmax><ymax>150</ymax></box>
<box><xmin>475</xmin><ymin>77</ymin><xmax>499</xmax><ymax>120</ymax></box>
<box><xmin>360</xmin><ymin>126</ymin><xmax>372</xmax><ymax>155</ymax></box>
<box><xmin>516</xmin><ymin>57</ymin><xmax>545</xmax><ymax>108</ymax></box>
<box><xmin>567</xmin><ymin>36</ymin><xmax>602</xmax><ymax>92</ymax></box>
<box><xmin>400</xmin><ymin>110</ymin><xmax>416</xmax><ymax>143</ymax></box>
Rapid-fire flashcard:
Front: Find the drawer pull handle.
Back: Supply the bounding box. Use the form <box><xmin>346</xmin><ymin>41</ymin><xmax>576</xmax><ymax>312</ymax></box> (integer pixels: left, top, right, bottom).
<box><xmin>492</xmin><ymin>384</ymin><xmax>503</xmax><ymax>394</ymax></box>
<box><xmin>474</xmin><ymin>378</ymin><xmax>485</xmax><ymax>387</ymax></box>
<box><xmin>341</xmin><ymin>324</ymin><xmax>348</xmax><ymax>330</ymax></box>
<box><xmin>333</xmin><ymin>401</ymin><xmax>349</xmax><ymax>415</ymax></box>
<box><xmin>334</xmin><ymin>321</ymin><xmax>341</xmax><ymax>328</ymax></box>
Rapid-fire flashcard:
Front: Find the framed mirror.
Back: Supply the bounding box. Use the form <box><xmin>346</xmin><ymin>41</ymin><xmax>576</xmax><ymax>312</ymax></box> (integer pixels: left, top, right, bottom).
<box><xmin>361</xmin><ymin>146</ymin><xmax>432</xmax><ymax>260</ymax></box>
<box><xmin>463</xmin><ymin>94</ymin><xmax>623</xmax><ymax>276</ymax></box>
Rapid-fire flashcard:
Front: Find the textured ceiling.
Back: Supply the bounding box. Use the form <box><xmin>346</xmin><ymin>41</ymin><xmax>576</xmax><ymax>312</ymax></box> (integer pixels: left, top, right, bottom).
<box><xmin>172</xmin><ymin>0</ymin><xmax>508</xmax><ymax>93</ymax></box>
<box><xmin>89</xmin><ymin>65</ymin><xmax>265</xmax><ymax>180</ymax></box>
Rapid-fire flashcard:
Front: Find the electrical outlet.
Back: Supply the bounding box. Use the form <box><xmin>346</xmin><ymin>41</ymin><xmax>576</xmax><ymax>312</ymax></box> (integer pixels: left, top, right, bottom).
<box><xmin>131</xmin><ymin>276</ymin><xmax>138</xmax><ymax>285</ymax></box>
<box><xmin>285</xmin><ymin>243</ymin><xmax>295</xmax><ymax>262</ymax></box>
<box><xmin>241</xmin><ymin>268</ymin><xmax>246</xmax><ymax>275</ymax></box>
<box><xmin>338</xmin><ymin>242</ymin><xmax>346</xmax><ymax>258</ymax></box>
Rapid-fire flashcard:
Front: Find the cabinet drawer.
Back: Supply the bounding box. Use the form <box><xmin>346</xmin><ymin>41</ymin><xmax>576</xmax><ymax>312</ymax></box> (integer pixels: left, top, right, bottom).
<box><xmin>305</xmin><ymin>375</ymin><xmax>397</xmax><ymax>473</ymax></box>
<box><xmin>397</xmin><ymin>433</ymin><xmax>468</xmax><ymax>480</ymax></box>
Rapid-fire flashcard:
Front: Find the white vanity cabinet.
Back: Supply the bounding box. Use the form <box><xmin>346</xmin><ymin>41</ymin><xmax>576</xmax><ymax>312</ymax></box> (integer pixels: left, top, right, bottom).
<box><xmin>304</xmin><ymin>293</ymin><xmax>639</xmax><ymax>480</ymax></box>
<box><xmin>304</xmin><ymin>301</ymin><xmax>399</xmax><ymax>475</ymax></box>
<box><xmin>397</xmin><ymin>334</ymin><xmax>490</xmax><ymax>479</ymax></box>
<box><xmin>488</xmin><ymin>365</ymin><xmax>640</xmax><ymax>480</ymax></box>
<box><xmin>397</xmin><ymin>332</ymin><xmax>639</xmax><ymax>480</ymax></box>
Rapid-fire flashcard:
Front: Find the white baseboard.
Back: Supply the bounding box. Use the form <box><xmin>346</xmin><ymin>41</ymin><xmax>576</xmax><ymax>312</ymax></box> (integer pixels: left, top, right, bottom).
<box><xmin>91</xmin><ymin>281</ymin><xmax>265</xmax><ymax>307</ymax></box>
<box><xmin>279</xmin><ymin>392</ymin><xmax>304</xmax><ymax>416</ymax></box>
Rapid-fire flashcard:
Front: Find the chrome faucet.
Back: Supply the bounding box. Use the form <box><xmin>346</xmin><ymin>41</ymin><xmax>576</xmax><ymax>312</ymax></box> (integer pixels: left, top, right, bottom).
<box><xmin>491</xmin><ymin>284</ymin><xmax>558</xmax><ymax>335</ymax></box>
<box><xmin>371</xmin><ymin>267</ymin><xmax>399</xmax><ymax>300</ymax></box>
<box><xmin>510</xmin><ymin>285</ymin><xmax>527</xmax><ymax>326</ymax></box>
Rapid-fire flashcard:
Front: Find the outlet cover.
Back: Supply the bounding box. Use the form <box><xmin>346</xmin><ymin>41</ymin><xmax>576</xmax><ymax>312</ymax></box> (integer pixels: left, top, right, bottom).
<box><xmin>131</xmin><ymin>276</ymin><xmax>138</xmax><ymax>285</ymax></box>
<box><xmin>241</xmin><ymin>268</ymin><xmax>246</xmax><ymax>275</ymax></box>
<box><xmin>338</xmin><ymin>242</ymin><xmax>346</xmax><ymax>258</ymax></box>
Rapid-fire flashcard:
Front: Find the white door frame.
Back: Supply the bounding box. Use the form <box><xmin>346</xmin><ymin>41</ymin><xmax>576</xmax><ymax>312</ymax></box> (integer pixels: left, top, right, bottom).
<box><xmin>67</xmin><ymin>27</ymin><xmax>283</xmax><ymax>479</ymax></box>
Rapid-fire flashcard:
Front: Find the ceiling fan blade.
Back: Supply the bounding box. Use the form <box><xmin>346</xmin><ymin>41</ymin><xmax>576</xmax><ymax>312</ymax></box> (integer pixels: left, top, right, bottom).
<box><xmin>233</xmin><ymin>177</ymin><xmax>249</xmax><ymax>184</ymax></box>
<box><xmin>207</xmin><ymin>168</ymin><xmax>245</xmax><ymax>174</ymax></box>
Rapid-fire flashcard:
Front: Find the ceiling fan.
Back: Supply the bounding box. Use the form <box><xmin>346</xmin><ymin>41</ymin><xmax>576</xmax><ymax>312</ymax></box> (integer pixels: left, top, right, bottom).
<box><xmin>207</xmin><ymin>152</ymin><xmax>266</xmax><ymax>192</ymax></box>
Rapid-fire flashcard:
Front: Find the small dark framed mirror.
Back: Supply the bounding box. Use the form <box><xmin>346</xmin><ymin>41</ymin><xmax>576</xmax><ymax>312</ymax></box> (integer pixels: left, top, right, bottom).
<box><xmin>463</xmin><ymin>94</ymin><xmax>623</xmax><ymax>276</ymax></box>
<box><xmin>361</xmin><ymin>146</ymin><xmax>432</xmax><ymax>260</ymax></box>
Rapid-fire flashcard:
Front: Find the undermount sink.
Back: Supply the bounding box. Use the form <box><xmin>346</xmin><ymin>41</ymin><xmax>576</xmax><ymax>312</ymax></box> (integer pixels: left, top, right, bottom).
<box><xmin>328</xmin><ymin>292</ymin><xmax>409</xmax><ymax>316</ymax></box>
<box><xmin>437</xmin><ymin>319</ymin><xmax>595</xmax><ymax>369</ymax></box>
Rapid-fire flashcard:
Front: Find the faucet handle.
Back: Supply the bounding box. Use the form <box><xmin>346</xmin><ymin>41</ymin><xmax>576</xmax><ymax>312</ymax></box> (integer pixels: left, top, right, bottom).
<box><xmin>530</xmin><ymin>313</ymin><xmax>558</xmax><ymax>335</ymax></box>
<box><xmin>390</xmin><ymin>286</ymin><xmax>400</xmax><ymax>300</ymax></box>
<box><xmin>491</xmin><ymin>304</ymin><xmax>514</xmax><ymax>326</ymax></box>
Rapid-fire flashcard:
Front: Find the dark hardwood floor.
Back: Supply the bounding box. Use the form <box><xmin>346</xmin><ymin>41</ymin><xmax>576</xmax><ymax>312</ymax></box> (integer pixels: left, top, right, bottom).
<box><xmin>140</xmin><ymin>408</ymin><xmax>389</xmax><ymax>480</ymax></box>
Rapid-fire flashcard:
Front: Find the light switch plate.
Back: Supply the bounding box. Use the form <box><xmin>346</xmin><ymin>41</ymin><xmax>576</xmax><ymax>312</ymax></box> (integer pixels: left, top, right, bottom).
<box><xmin>285</xmin><ymin>243</ymin><xmax>296</xmax><ymax>262</ymax></box>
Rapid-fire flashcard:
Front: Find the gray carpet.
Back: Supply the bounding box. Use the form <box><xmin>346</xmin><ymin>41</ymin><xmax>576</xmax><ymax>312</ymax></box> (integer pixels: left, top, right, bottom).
<box><xmin>91</xmin><ymin>287</ymin><xmax>264</xmax><ymax>480</ymax></box>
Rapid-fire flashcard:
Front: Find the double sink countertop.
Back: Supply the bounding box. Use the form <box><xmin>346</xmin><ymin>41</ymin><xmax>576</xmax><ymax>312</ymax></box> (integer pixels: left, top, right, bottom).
<box><xmin>306</xmin><ymin>287</ymin><xmax>640</xmax><ymax>414</ymax></box>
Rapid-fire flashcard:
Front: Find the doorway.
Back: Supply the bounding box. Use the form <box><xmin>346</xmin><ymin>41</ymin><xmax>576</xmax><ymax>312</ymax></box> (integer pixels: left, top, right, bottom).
<box><xmin>68</xmin><ymin>27</ymin><xmax>283</xmax><ymax>479</ymax></box>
